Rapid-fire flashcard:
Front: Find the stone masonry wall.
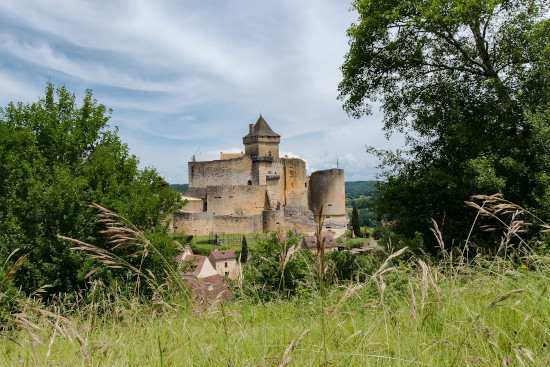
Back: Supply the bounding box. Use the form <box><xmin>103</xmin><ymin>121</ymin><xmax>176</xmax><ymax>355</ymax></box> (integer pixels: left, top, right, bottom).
<box><xmin>283</xmin><ymin>158</ymin><xmax>309</xmax><ymax>208</ymax></box>
<box><xmin>189</xmin><ymin>157</ymin><xmax>253</xmax><ymax>188</ymax></box>
<box><xmin>207</xmin><ymin>185</ymin><xmax>268</xmax><ymax>216</ymax></box>
<box><xmin>172</xmin><ymin>211</ymin><xmax>263</xmax><ymax>236</ymax></box>
<box><xmin>308</xmin><ymin>169</ymin><xmax>346</xmax><ymax>216</ymax></box>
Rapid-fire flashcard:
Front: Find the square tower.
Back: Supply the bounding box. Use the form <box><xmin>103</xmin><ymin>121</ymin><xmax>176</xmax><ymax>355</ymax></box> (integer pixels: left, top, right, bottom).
<box><xmin>242</xmin><ymin>115</ymin><xmax>281</xmax><ymax>158</ymax></box>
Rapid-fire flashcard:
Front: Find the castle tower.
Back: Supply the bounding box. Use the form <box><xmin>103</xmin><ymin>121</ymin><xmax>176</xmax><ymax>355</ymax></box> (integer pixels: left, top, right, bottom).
<box><xmin>308</xmin><ymin>168</ymin><xmax>348</xmax><ymax>229</ymax></box>
<box><xmin>242</xmin><ymin>115</ymin><xmax>280</xmax><ymax>158</ymax></box>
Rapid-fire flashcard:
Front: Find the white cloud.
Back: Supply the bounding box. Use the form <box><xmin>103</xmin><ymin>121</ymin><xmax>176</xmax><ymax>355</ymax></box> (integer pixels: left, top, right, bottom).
<box><xmin>0</xmin><ymin>0</ymin><xmax>399</xmax><ymax>183</ymax></box>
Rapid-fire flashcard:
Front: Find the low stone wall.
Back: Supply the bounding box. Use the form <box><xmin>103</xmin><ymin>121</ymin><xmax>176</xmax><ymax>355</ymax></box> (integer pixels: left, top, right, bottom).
<box><xmin>262</xmin><ymin>210</ymin><xmax>285</xmax><ymax>232</ymax></box>
<box><xmin>172</xmin><ymin>211</ymin><xmax>263</xmax><ymax>235</ymax></box>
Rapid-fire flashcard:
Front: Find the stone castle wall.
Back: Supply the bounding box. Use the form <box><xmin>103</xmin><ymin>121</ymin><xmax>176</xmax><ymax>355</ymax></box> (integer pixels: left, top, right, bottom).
<box><xmin>207</xmin><ymin>185</ymin><xmax>268</xmax><ymax>216</ymax></box>
<box><xmin>308</xmin><ymin>169</ymin><xmax>346</xmax><ymax>216</ymax></box>
<box><xmin>244</xmin><ymin>136</ymin><xmax>280</xmax><ymax>157</ymax></box>
<box><xmin>171</xmin><ymin>117</ymin><xmax>348</xmax><ymax>236</ymax></box>
<box><xmin>189</xmin><ymin>157</ymin><xmax>252</xmax><ymax>188</ymax></box>
<box><xmin>262</xmin><ymin>210</ymin><xmax>284</xmax><ymax>232</ymax></box>
<box><xmin>282</xmin><ymin>158</ymin><xmax>309</xmax><ymax>208</ymax></box>
<box><xmin>220</xmin><ymin>152</ymin><xmax>244</xmax><ymax>160</ymax></box>
<box><xmin>172</xmin><ymin>211</ymin><xmax>263</xmax><ymax>235</ymax></box>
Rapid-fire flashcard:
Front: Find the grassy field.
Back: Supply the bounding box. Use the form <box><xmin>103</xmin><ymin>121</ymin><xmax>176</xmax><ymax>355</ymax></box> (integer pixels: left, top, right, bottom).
<box><xmin>2</xmin><ymin>253</ymin><xmax>549</xmax><ymax>366</ymax></box>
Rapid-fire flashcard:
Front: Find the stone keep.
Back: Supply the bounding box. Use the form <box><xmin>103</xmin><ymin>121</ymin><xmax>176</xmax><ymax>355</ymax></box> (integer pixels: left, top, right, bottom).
<box><xmin>170</xmin><ymin>116</ymin><xmax>348</xmax><ymax>235</ymax></box>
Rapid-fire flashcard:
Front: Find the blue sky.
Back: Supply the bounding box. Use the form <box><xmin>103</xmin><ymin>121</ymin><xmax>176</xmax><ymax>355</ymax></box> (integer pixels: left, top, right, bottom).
<box><xmin>0</xmin><ymin>0</ymin><xmax>402</xmax><ymax>183</ymax></box>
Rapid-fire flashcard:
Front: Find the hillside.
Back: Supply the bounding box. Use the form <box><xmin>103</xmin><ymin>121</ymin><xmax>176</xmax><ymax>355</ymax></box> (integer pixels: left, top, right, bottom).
<box><xmin>345</xmin><ymin>180</ymin><xmax>378</xmax><ymax>198</ymax></box>
<box><xmin>170</xmin><ymin>184</ymin><xmax>188</xmax><ymax>194</ymax></box>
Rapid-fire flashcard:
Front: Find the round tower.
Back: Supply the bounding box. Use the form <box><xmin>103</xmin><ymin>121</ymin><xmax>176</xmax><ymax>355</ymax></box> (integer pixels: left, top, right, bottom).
<box><xmin>308</xmin><ymin>169</ymin><xmax>347</xmax><ymax>228</ymax></box>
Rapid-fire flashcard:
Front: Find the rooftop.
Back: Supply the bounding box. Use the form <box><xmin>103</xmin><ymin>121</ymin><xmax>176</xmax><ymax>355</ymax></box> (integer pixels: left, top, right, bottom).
<box><xmin>301</xmin><ymin>231</ymin><xmax>338</xmax><ymax>250</ymax></box>
<box><xmin>243</xmin><ymin>115</ymin><xmax>280</xmax><ymax>139</ymax></box>
<box><xmin>209</xmin><ymin>250</ymin><xmax>237</xmax><ymax>261</ymax></box>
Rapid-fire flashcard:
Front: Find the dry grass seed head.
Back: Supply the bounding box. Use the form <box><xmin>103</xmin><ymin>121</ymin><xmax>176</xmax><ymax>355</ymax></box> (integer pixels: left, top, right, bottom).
<box><xmin>487</xmin><ymin>289</ymin><xmax>528</xmax><ymax>308</ymax></box>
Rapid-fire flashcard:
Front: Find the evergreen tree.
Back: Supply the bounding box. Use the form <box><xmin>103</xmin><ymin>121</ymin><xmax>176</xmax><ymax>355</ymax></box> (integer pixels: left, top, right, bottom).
<box><xmin>241</xmin><ymin>235</ymin><xmax>248</xmax><ymax>263</ymax></box>
<box><xmin>351</xmin><ymin>205</ymin><xmax>361</xmax><ymax>238</ymax></box>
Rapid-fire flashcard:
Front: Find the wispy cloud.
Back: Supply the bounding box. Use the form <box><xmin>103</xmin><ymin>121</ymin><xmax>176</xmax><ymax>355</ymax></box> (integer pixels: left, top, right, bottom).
<box><xmin>0</xmin><ymin>0</ymin><xmax>397</xmax><ymax>183</ymax></box>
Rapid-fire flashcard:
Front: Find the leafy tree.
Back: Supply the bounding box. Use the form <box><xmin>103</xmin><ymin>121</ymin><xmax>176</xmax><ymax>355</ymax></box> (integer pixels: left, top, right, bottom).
<box><xmin>339</xmin><ymin>0</ymin><xmax>550</xmax><ymax>252</ymax></box>
<box><xmin>351</xmin><ymin>204</ymin><xmax>361</xmax><ymax>237</ymax></box>
<box><xmin>241</xmin><ymin>231</ymin><xmax>313</xmax><ymax>300</ymax></box>
<box><xmin>0</xmin><ymin>83</ymin><xmax>182</xmax><ymax>296</ymax></box>
<box><xmin>326</xmin><ymin>250</ymin><xmax>374</xmax><ymax>282</ymax></box>
<box><xmin>241</xmin><ymin>235</ymin><xmax>248</xmax><ymax>263</ymax></box>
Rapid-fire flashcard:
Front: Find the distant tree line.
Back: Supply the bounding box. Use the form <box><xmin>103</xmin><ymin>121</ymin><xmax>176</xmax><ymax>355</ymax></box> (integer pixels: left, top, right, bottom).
<box><xmin>170</xmin><ymin>184</ymin><xmax>188</xmax><ymax>194</ymax></box>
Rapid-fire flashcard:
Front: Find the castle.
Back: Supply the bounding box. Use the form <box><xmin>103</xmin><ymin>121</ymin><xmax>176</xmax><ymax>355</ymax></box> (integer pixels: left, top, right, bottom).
<box><xmin>170</xmin><ymin>116</ymin><xmax>348</xmax><ymax>236</ymax></box>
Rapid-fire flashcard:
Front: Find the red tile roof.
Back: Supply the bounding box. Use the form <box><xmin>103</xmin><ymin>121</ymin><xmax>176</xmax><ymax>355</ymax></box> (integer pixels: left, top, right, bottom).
<box><xmin>178</xmin><ymin>254</ymin><xmax>208</xmax><ymax>276</ymax></box>
<box><xmin>209</xmin><ymin>250</ymin><xmax>236</xmax><ymax>261</ymax></box>
<box><xmin>301</xmin><ymin>231</ymin><xmax>337</xmax><ymax>250</ymax></box>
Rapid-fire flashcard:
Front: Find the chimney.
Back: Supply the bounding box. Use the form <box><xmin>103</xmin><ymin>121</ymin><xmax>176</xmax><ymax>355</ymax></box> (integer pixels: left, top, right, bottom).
<box><xmin>249</xmin><ymin>124</ymin><xmax>254</xmax><ymax>134</ymax></box>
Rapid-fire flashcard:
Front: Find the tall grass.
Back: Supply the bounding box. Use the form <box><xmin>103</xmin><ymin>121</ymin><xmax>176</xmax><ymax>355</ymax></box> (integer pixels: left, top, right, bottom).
<box><xmin>1</xmin><ymin>198</ymin><xmax>549</xmax><ymax>365</ymax></box>
<box><xmin>1</xmin><ymin>252</ymin><xmax>548</xmax><ymax>366</ymax></box>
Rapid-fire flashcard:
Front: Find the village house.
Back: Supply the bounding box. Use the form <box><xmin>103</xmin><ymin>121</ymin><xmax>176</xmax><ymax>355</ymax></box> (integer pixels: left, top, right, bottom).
<box><xmin>208</xmin><ymin>250</ymin><xmax>238</xmax><ymax>280</ymax></box>
<box><xmin>176</xmin><ymin>246</ymin><xmax>234</xmax><ymax>302</ymax></box>
<box><xmin>300</xmin><ymin>231</ymin><xmax>339</xmax><ymax>253</ymax></box>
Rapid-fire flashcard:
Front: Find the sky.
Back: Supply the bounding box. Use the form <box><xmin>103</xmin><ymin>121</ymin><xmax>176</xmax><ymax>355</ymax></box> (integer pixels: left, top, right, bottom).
<box><xmin>0</xmin><ymin>0</ymin><xmax>403</xmax><ymax>183</ymax></box>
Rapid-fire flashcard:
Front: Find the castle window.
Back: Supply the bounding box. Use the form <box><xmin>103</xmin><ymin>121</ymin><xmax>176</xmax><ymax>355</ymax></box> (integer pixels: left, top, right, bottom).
<box><xmin>327</xmin><ymin>203</ymin><xmax>332</xmax><ymax>206</ymax></box>
<box><xmin>291</xmin><ymin>182</ymin><xmax>294</xmax><ymax>188</ymax></box>
<box><xmin>268</xmin><ymin>151</ymin><xmax>272</xmax><ymax>156</ymax></box>
<box><xmin>305</xmin><ymin>183</ymin><xmax>307</xmax><ymax>188</ymax></box>
<box><xmin>247</xmin><ymin>180</ymin><xmax>252</xmax><ymax>185</ymax></box>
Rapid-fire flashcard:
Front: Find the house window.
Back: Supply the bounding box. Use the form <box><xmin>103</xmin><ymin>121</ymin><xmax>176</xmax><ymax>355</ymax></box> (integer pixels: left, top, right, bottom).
<box><xmin>225</xmin><ymin>262</ymin><xmax>228</xmax><ymax>267</ymax></box>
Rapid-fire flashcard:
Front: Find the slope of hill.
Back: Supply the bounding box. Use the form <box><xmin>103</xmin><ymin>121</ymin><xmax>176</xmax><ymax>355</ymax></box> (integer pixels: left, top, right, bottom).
<box><xmin>170</xmin><ymin>184</ymin><xmax>188</xmax><ymax>194</ymax></box>
<box><xmin>345</xmin><ymin>180</ymin><xmax>378</xmax><ymax>199</ymax></box>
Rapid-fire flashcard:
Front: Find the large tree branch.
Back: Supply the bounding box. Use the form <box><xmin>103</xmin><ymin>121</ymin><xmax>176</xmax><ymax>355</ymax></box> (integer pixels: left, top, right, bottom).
<box><xmin>469</xmin><ymin>21</ymin><xmax>498</xmax><ymax>78</ymax></box>
<box><xmin>422</xmin><ymin>62</ymin><xmax>488</xmax><ymax>76</ymax></box>
<box><xmin>432</xmin><ymin>29</ymin><xmax>488</xmax><ymax>73</ymax></box>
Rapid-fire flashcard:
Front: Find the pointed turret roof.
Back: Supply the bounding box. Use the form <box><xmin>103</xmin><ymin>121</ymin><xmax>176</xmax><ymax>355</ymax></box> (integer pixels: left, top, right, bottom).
<box><xmin>243</xmin><ymin>115</ymin><xmax>280</xmax><ymax>138</ymax></box>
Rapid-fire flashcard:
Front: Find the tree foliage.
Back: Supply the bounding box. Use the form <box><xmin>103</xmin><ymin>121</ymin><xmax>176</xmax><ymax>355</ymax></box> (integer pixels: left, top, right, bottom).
<box><xmin>339</xmin><ymin>0</ymin><xmax>550</xmax><ymax>252</ymax></box>
<box><xmin>241</xmin><ymin>231</ymin><xmax>314</xmax><ymax>300</ymax></box>
<box><xmin>351</xmin><ymin>204</ymin><xmax>361</xmax><ymax>237</ymax></box>
<box><xmin>0</xmin><ymin>83</ymin><xmax>182</xmax><ymax>295</ymax></box>
<box><xmin>241</xmin><ymin>235</ymin><xmax>248</xmax><ymax>263</ymax></box>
